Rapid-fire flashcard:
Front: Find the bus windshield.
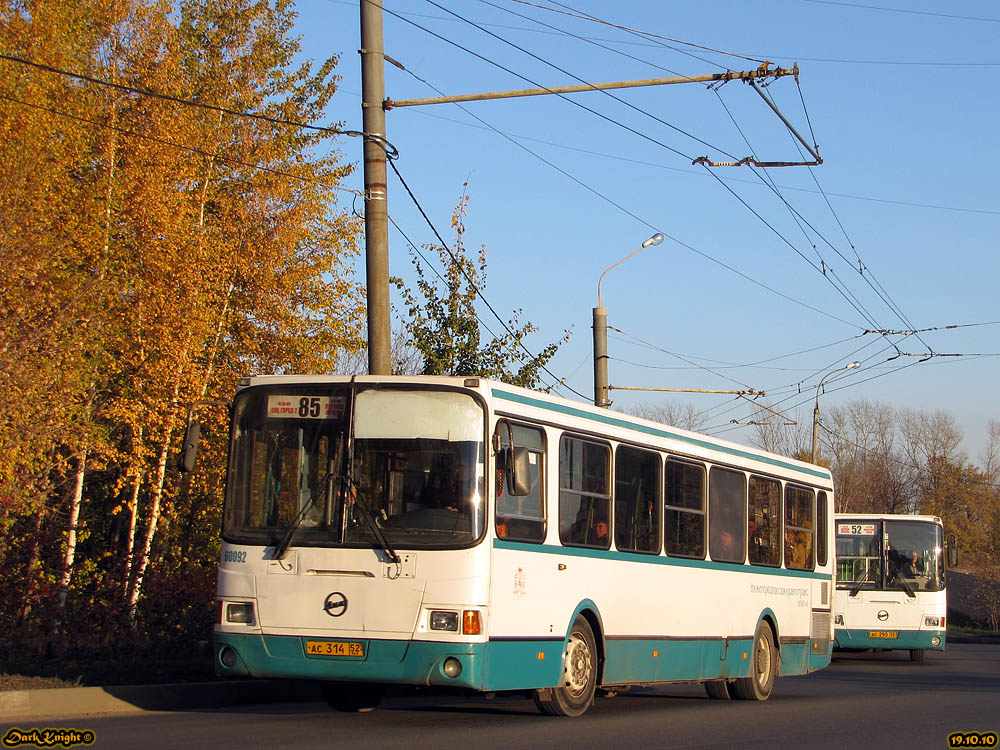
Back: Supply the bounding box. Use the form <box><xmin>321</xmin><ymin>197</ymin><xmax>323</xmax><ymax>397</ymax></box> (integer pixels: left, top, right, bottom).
<box><xmin>224</xmin><ymin>386</ymin><xmax>485</xmax><ymax>549</ymax></box>
<box><xmin>835</xmin><ymin>518</ymin><xmax>944</xmax><ymax>593</ymax></box>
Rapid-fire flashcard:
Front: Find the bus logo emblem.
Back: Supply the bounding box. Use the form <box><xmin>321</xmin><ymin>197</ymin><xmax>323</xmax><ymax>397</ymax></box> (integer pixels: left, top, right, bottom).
<box><xmin>324</xmin><ymin>592</ymin><xmax>348</xmax><ymax>617</ymax></box>
<box><xmin>877</xmin><ymin>610</ymin><xmax>889</xmax><ymax>621</ymax></box>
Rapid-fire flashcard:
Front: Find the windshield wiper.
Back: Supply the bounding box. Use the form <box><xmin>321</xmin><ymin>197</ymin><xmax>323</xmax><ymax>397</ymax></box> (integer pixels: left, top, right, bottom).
<box><xmin>849</xmin><ymin>566</ymin><xmax>870</xmax><ymax>598</ymax></box>
<box><xmin>272</xmin><ymin>472</ymin><xmax>333</xmax><ymax>561</ymax></box>
<box><xmin>346</xmin><ymin>477</ymin><xmax>401</xmax><ymax>565</ymax></box>
<box><xmin>887</xmin><ymin>558</ymin><xmax>916</xmax><ymax>598</ymax></box>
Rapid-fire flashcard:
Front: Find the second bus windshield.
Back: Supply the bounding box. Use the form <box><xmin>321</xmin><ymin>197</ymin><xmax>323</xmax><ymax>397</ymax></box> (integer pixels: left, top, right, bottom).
<box><xmin>836</xmin><ymin>519</ymin><xmax>944</xmax><ymax>592</ymax></box>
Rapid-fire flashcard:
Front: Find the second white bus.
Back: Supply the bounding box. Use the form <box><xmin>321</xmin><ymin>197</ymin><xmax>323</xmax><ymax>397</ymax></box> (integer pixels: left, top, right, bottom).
<box><xmin>834</xmin><ymin>513</ymin><xmax>950</xmax><ymax>661</ymax></box>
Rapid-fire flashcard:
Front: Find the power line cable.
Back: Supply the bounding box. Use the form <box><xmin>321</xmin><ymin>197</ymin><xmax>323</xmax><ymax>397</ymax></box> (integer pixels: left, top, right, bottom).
<box><xmin>0</xmin><ymin>92</ymin><xmax>365</xmax><ymax>197</ymax></box>
<box><xmin>0</xmin><ymin>52</ymin><xmax>374</xmax><ymax>144</ymax></box>
<box><xmin>389</xmin><ymin>99</ymin><xmax>1000</xmax><ymax>215</ymax></box>
<box><xmin>386</xmin><ymin>157</ymin><xmax>585</xmax><ymax>398</ymax></box>
<box><xmin>385</xmin><ymin>52</ymin><xmax>865</xmax><ymax>332</ymax></box>
<box><xmin>519</xmin><ymin>2</ymin><xmax>926</xmax><ymax>348</ymax></box>
<box><xmin>607</xmin><ymin>332</ymin><xmax>863</xmax><ymax>371</ymax></box>
<box><xmin>405</xmin><ymin>0</ymin><xmax>735</xmax><ymax>162</ymax></box>
<box><xmin>493</xmin><ymin>3</ymin><xmax>892</xmax><ymax>337</ymax></box>
<box><xmin>801</xmin><ymin>0</ymin><xmax>1000</xmax><ymax>24</ymax></box>
<box><xmin>512</xmin><ymin>0</ymin><xmax>768</xmax><ymax>65</ymax></box>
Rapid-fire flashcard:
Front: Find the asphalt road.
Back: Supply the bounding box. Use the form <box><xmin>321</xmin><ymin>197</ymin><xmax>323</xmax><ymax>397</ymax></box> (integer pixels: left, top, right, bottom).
<box><xmin>2</xmin><ymin>644</ymin><xmax>997</xmax><ymax>750</ymax></box>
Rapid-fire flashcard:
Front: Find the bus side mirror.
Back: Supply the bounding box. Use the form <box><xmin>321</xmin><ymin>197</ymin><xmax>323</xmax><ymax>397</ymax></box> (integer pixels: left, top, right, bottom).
<box><xmin>507</xmin><ymin>446</ymin><xmax>531</xmax><ymax>497</ymax></box>
<box><xmin>179</xmin><ymin>421</ymin><xmax>201</xmax><ymax>473</ymax></box>
<box><xmin>946</xmin><ymin>533</ymin><xmax>958</xmax><ymax>568</ymax></box>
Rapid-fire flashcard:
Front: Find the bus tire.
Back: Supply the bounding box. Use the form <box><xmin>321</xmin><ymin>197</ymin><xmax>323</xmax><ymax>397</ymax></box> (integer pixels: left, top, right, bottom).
<box><xmin>534</xmin><ymin>616</ymin><xmax>598</xmax><ymax>717</ymax></box>
<box><xmin>732</xmin><ymin>622</ymin><xmax>776</xmax><ymax>701</ymax></box>
<box><xmin>909</xmin><ymin>648</ymin><xmax>926</xmax><ymax>662</ymax></box>
<box><xmin>704</xmin><ymin>680</ymin><xmax>735</xmax><ymax>699</ymax></box>
<box><xmin>321</xmin><ymin>682</ymin><xmax>385</xmax><ymax>712</ymax></box>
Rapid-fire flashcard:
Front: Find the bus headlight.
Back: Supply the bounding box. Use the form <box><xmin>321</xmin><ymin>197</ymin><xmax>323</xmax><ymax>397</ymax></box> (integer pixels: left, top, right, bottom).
<box><xmin>430</xmin><ymin>611</ymin><xmax>459</xmax><ymax>631</ymax></box>
<box><xmin>931</xmin><ymin>636</ymin><xmax>942</xmax><ymax>647</ymax></box>
<box><xmin>924</xmin><ymin>616</ymin><xmax>943</xmax><ymax>628</ymax></box>
<box><xmin>226</xmin><ymin>602</ymin><xmax>255</xmax><ymax>625</ymax></box>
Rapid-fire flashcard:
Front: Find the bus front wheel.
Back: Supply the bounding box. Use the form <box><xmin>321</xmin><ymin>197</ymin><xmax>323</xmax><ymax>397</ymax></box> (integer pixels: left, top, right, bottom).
<box><xmin>732</xmin><ymin>622</ymin><xmax>777</xmax><ymax>701</ymax></box>
<box><xmin>534</xmin><ymin>616</ymin><xmax>598</xmax><ymax>717</ymax></box>
<box><xmin>910</xmin><ymin>648</ymin><xmax>926</xmax><ymax>662</ymax></box>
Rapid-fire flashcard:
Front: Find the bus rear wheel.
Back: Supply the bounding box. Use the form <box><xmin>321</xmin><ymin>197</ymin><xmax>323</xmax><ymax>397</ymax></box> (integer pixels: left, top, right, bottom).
<box><xmin>732</xmin><ymin>622</ymin><xmax>776</xmax><ymax>701</ymax></box>
<box><xmin>321</xmin><ymin>682</ymin><xmax>385</xmax><ymax>712</ymax></box>
<box><xmin>704</xmin><ymin>680</ymin><xmax>736</xmax><ymax>699</ymax></box>
<box><xmin>534</xmin><ymin>616</ymin><xmax>598</xmax><ymax>717</ymax></box>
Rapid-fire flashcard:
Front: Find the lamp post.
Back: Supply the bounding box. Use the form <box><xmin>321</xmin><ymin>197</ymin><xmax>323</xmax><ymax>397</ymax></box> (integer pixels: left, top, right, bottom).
<box><xmin>811</xmin><ymin>361</ymin><xmax>860</xmax><ymax>463</ymax></box>
<box><xmin>593</xmin><ymin>233</ymin><xmax>665</xmax><ymax>408</ymax></box>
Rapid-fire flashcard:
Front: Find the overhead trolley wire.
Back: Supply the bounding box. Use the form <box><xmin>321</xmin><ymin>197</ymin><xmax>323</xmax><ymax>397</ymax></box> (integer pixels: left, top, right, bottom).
<box><xmin>751</xmin><ymin>84</ymin><xmax>938</xmax><ymax>356</ymax></box>
<box><xmin>515</xmin><ymin>1</ymin><xmax>926</xmax><ymax>349</ymax></box>
<box><xmin>387</xmin><ymin>13</ymin><xmax>865</xmax><ymax>331</ymax></box>
<box><xmin>511</xmin><ymin>0</ymin><xmax>769</xmax><ymax>66</ymax></box>
<box><xmin>407</xmin><ymin>0</ymin><xmax>734</xmax><ymax>162</ymax></box>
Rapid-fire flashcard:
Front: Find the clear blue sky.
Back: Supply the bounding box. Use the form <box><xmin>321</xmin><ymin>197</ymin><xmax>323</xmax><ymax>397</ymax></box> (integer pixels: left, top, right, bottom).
<box><xmin>293</xmin><ymin>0</ymin><xmax>999</xmax><ymax>461</ymax></box>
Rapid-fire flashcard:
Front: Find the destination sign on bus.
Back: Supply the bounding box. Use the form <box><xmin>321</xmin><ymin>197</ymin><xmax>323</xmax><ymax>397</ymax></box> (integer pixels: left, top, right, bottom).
<box><xmin>837</xmin><ymin>522</ymin><xmax>876</xmax><ymax>536</ymax></box>
<box><xmin>267</xmin><ymin>395</ymin><xmax>345</xmax><ymax>420</ymax></box>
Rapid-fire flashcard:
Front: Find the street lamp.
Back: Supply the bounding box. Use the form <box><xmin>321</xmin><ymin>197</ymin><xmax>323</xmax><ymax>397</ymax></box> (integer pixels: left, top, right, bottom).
<box><xmin>593</xmin><ymin>232</ymin><xmax>665</xmax><ymax>408</ymax></box>
<box><xmin>811</xmin><ymin>361</ymin><xmax>861</xmax><ymax>463</ymax></box>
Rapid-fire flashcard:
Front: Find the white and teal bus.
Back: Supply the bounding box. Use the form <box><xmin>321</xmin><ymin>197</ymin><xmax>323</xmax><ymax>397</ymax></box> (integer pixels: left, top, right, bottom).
<box><xmin>833</xmin><ymin>513</ymin><xmax>951</xmax><ymax>661</ymax></box>
<box><xmin>207</xmin><ymin>375</ymin><xmax>835</xmax><ymax>716</ymax></box>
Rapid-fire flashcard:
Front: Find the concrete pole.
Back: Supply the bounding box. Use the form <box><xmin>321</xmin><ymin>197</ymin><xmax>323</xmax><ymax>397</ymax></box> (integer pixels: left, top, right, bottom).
<box><xmin>360</xmin><ymin>0</ymin><xmax>391</xmax><ymax>375</ymax></box>
<box><xmin>593</xmin><ymin>306</ymin><xmax>609</xmax><ymax>408</ymax></box>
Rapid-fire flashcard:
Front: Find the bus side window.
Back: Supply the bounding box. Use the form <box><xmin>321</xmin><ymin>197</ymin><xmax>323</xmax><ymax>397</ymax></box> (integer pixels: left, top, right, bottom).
<box><xmin>614</xmin><ymin>445</ymin><xmax>661</xmax><ymax>554</ymax></box>
<box><xmin>559</xmin><ymin>435</ymin><xmax>611</xmax><ymax>549</ymax></box>
<box><xmin>494</xmin><ymin>421</ymin><xmax>546</xmax><ymax>543</ymax></box>
<box><xmin>708</xmin><ymin>467</ymin><xmax>746</xmax><ymax>564</ymax></box>
<box><xmin>817</xmin><ymin>491</ymin><xmax>828</xmax><ymax>566</ymax></box>
<box><xmin>665</xmin><ymin>458</ymin><xmax>706</xmax><ymax>558</ymax></box>
<box><xmin>785</xmin><ymin>485</ymin><xmax>815</xmax><ymax>571</ymax></box>
<box><xmin>748</xmin><ymin>476</ymin><xmax>781</xmax><ymax>567</ymax></box>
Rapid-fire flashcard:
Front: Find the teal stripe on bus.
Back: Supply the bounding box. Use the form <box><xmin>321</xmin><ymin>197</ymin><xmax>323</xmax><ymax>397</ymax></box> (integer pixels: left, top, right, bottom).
<box><xmin>491</xmin><ymin>388</ymin><xmax>832</xmax><ymax>483</ymax></box>
<box><xmin>493</xmin><ymin>539</ymin><xmax>831</xmax><ymax>581</ymax></box>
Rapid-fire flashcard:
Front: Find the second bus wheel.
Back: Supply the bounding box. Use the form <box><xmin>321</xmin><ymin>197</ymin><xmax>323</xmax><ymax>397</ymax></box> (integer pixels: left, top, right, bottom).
<box><xmin>534</xmin><ymin>616</ymin><xmax>598</xmax><ymax>717</ymax></box>
<box><xmin>732</xmin><ymin>621</ymin><xmax>777</xmax><ymax>701</ymax></box>
<box><xmin>321</xmin><ymin>682</ymin><xmax>385</xmax><ymax>712</ymax></box>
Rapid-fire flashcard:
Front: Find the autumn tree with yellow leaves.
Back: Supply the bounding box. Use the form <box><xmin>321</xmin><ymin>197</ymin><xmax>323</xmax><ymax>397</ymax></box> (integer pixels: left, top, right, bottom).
<box><xmin>0</xmin><ymin>0</ymin><xmax>364</xmax><ymax>654</ymax></box>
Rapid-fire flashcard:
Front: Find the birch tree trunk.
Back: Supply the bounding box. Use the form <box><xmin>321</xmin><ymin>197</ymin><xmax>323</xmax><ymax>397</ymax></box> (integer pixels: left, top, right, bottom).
<box><xmin>52</xmin><ymin>449</ymin><xmax>87</xmax><ymax>638</ymax></box>
<box><xmin>123</xmin><ymin>437</ymin><xmax>142</xmax><ymax>598</ymax></box>
<box><xmin>126</xmin><ymin>438</ymin><xmax>171</xmax><ymax>623</ymax></box>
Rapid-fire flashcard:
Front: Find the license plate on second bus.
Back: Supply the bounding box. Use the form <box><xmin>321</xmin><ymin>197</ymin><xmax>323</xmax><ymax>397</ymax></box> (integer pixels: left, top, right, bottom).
<box><xmin>868</xmin><ymin>631</ymin><xmax>898</xmax><ymax>639</ymax></box>
<box><xmin>305</xmin><ymin>640</ymin><xmax>365</xmax><ymax>657</ymax></box>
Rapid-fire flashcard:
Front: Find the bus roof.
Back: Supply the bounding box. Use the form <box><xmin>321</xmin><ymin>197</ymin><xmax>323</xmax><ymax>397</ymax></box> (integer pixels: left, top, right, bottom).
<box><xmin>236</xmin><ymin>374</ymin><xmax>834</xmax><ymax>487</ymax></box>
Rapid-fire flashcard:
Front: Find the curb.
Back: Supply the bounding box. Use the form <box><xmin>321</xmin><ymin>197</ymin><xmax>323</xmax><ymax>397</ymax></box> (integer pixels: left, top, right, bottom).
<box><xmin>0</xmin><ymin>680</ymin><xmax>322</xmax><ymax>722</ymax></box>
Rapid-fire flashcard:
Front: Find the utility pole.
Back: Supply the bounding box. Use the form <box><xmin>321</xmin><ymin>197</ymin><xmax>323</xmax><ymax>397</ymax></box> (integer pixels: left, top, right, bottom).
<box><xmin>360</xmin><ymin>0</ymin><xmax>391</xmax><ymax>375</ymax></box>
<box><xmin>592</xmin><ymin>305</ymin><xmax>609</xmax><ymax>408</ymax></box>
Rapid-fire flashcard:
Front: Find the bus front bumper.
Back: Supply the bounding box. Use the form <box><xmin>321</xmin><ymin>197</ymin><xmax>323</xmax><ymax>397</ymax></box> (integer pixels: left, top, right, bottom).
<box><xmin>214</xmin><ymin>632</ymin><xmax>490</xmax><ymax>689</ymax></box>
<box><xmin>833</xmin><ymin>628</ymin><xmax>946</xmax><ymax>650</ymax></box>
